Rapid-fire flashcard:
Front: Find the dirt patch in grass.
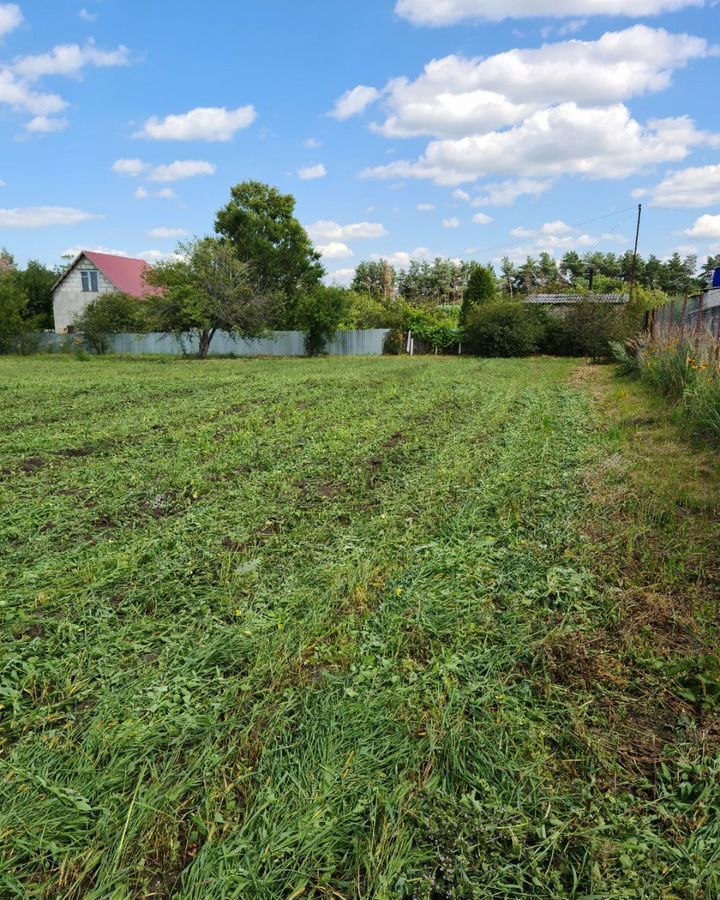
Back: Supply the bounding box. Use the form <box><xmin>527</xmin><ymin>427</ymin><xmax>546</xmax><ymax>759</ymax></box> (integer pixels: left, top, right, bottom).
<box><xmin>54</xmin><ymin>446</ymin><xmax>95</xmax><ymax>459</ymax></box>
<box><xmin>20</xmin><ymin>456</ymin><xmax>47</xmax><ymax>473</ymax></box>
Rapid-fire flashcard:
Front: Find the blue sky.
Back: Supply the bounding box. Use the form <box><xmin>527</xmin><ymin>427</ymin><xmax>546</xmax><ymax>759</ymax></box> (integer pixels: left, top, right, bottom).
<box><xmin>0</xmin><ymin>0</ymin><xmax>719</xmax><ymax>279</ymax></box>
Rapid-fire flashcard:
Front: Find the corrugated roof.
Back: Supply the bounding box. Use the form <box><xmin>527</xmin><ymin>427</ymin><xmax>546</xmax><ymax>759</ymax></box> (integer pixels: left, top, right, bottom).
<box><xmin>52</xmin><ymin>251</ymin><xmax>161</xmax><ymax>298</ymax></box>
<box><xmin>525</xmin><ymin>293</ymin><xmax>628</xmax><ymax>305</ymax></box>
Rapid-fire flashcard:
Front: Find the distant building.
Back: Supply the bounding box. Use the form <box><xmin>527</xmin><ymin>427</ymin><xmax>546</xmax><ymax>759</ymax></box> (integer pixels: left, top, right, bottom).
<box><xmin>52</xmin><ymin>251</ymin><xmax>159</xmax><ymax>333</ymax></box>
<box><xmin>525</xmin><ymin>293</ymin><xmax>628</xmax><ymax>316</ymax></box>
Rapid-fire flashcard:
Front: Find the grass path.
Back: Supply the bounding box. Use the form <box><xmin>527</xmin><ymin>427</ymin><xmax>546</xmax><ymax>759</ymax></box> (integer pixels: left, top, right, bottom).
<box><xmin>1</xmin><ymin>356</ymin><xmax>719</xmax><ymax>898</ymax></box>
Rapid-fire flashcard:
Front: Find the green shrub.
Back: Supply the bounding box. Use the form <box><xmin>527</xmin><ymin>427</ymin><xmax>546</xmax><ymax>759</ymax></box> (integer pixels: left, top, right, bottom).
<box><xmin>294</xmin><ymin>285</ymin><xmax>347</xmax><ymax>355</ymax></box>
<box><xmin>464</xmin><ymin>302</ymin><xmax>546</xmax><ymax>357</ymax></box>
<box><xmin>543</xmin><ymin>302</ymin><xmax>634</xmax><ymax>361</ymax></box>
<box><xmin>73</xmin><ymin>292</ymin><xmax>148</xmax><ymax>354</ymax></box>
<box><xmin>0</xmin><ymin>274</ymin><xmax>28</xmax><ymax>354</ymax></box>
<box><xmin>460</xmin><ymin>265</ymin><xmax>495</xmax><ymax>324</ymax></box>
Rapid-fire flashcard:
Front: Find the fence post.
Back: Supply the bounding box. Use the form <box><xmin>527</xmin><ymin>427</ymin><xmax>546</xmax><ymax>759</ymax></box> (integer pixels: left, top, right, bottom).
<box><xmin>649</xmin><ymin>307</ymin><xmax>657</xmax><ymax>339</ymax></box>
<box><xmin>695</xmin><ymin>292</ymin><xmax>705</xmax><ymax>343</ymax></box>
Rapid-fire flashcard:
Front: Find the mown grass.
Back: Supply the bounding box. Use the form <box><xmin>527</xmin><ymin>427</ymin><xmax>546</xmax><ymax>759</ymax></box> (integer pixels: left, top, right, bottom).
<box><xmin>1</xmin><ymin>355</ymin><xmax>719</xmax><ymax>898</ymax></box>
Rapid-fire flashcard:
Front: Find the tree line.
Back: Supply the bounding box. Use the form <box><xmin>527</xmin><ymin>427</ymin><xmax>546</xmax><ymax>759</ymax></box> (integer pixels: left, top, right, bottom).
<box><xmin>2</xmin><ymin>180</ymin><xmax>719</xmax><ymax>358</ymax></box>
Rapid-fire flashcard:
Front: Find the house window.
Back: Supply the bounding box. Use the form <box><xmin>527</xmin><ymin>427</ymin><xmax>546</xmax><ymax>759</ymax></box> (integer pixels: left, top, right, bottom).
<box><xmin>81</xmin><ymin>270</ymin><xmax>99</xmax><ymax>292</ymax></box>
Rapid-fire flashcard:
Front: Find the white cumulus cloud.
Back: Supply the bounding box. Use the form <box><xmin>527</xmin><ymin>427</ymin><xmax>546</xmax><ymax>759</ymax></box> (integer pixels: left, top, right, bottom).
<box><xmin>417</xmin><ymin>203</ymin><xmax>436</xmax><ymax>210</ymax></box>
<box><xmin>112</xmin><ymin>158</ymin><xmax>147</xmax><ymax>176</ymax></box>
<box><xmin>472</xmin><ymin>178</ymin><xmax>554</xmax><ymax>207</ymax></box>
<box><xmin>306</xmin><ymin>220</ymin><xmax>388</xmax><ymax>241</ymax></box>
<box><xmin>363</xmin><ymin>105</ymin><xmax>718</xmax><ymax>185</ymax></box>
<box><xmin>135</xmin><ymin>186</ymin><xmax>178</xmax><ymax>201</ymax></box>
<box><xmin>148</xmin><ymin>160</ymin><xmax>216</xmax><ymax>182</ymax></box>
<box><xmin>147</xmin><ymin>227</ymin><xmax>188</xmax><ymax>239</ymax></box>
<box><xmin>13</xmin><ymin>41</ymin><xmax>130</xmax><ymax>80</ymax></box>
<box><xmin>682</xmin><ymin>214</ymin><xmax>720</xmax><ymax>239</ymax></box>
<box><xmin>395</xmin><ymin>0</ymin><xmax>703</xmax><ymax>26</ymax></box>
<box><xmin>135</xmin><ymin>105</ymin><xmax>256</xmax><ymax>142</ymax></box>
<box><xmin>317</xmin><ymin>241</ymin><xmax>354</xmax><ymax>260</ymax></box>
<box><xmin>330</xmin><ymin>85</ymin><xmax>381</xmax><ymax>120</ymax></box>
<box><xmin>25</xmin><ymin>114</ymin><xmax>67</xmax><ymax>133</ymax></box>
<box><xmin>443</xmin><ymin>217</ymin><xmax>461</xmax><ymax>228</ymax></box>
<box><xmin>365</xmin><ymin>27</ymin><xmax>711</xmax><ymax>140</ymax></box>
<box><xmin>0</xmin><ymin>206</ymin><xmax>102</xmax><ymax>228</ymax></box>
<box><xmin>298</xmin><ymin>163</ymin><xmax>327</xmax><ymax>180</ymax></box>
<box><xmin>472</xmin><ymin>212</ymin><xmax>493</xmax><ymax>224</ymax></box>
<box><xmin>642</xmin><ymin>164</ymin><xmax>720</xmax><ymax>208</ymax></box>
<box><xmin>0</xmin><ymin>3</ymin><xmax>22</xmax><ymax>38</ymax></box>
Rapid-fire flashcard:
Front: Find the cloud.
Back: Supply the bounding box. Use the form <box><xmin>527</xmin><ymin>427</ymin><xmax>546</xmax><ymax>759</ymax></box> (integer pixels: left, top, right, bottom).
<box><xmin>139</xmin><ymin>249</ymin><xmax>186</xmax><ymax>263</ymax></box>
<box><xmin>113</xmin><ymin>158</ymin><xmax>215</xmax><ymax>183</ymax></box>
<box><xmin>362</xmin><ymin>105</ymin><xmax>718</xmax><ymax>185</ymax></box>
<box><xmin>13</xmin><ymin>41</ymin><xmax>130</xmax><ymax>81</ymax></box>
<box><xmin>364</xmin><ymin>27</ymin><xmax>711</xmax><ymax>140</ymax></box>
<box><xmin>148</xmin><ymin>160</ymin><xmax>216</xmax><ymax>182</ymax></box>
<box><xmin>63</xmin><ymin>244</ymin><xmax>127</xmax><ymax>257</ymax></box>
<box><xmin>298</xmin><ymin>163</ymin><xmax>327</xmax><ymax>180</ymax></box>
<box><xmin>503</xmin><ymin>220</ymin><xmax>628</xmax><ymax>256</ymax></box>
<box><xmin>135</xmin><ymin>105</ymin><xmax>256</xmax><ymax>142</ymax></box>
<box><xmin>78</xmin><ymin>8</ymin><xmax>97</xmax><ymax>21</ymax></box>
<box><xmin>372</xmin><ymin>246</ymin><xmax>433</xmax><ymax>268</ymax></box>
<box><xmin>472</xmin><ymin>212</ymin><xmax>493</xmax><ymax>224</ymax></box>
<box><xmin>135</xmin><ymin>186</ymin><xmax>178</xmax><ymax>200</ymax></box>
<box><xmin>472</xmin><ymin>178</ymin><xmax>554</xmax><ymax>206</ymax></box>
<box><xmin>642</xmin><ymin>164</ymin><xmax>720</xmax><ymax>208</ymax></box>
<box><xmin>452</xmin><ymin>189</ymin><xmax>471</xmax><ymax>201</ymax></box>
<box><xmin>0</xmin><ymin>179</ymin><xmax>5</xmax><ymax>187</ymax></box>
<box><xmin>147</xmin><ymin>227</ymin><xmax>188</xmax><ymax>239</ymax></box>
<box><xmin>0</xmin><ymin>206</ymin><xmax>102</xmax><ymax>228</ymax></box>
<box><xmin>326</xmin><ymin>267</ymin><xmax>356</xmax><ymax>286</ymax></box>
<box><xmin>24</xmin><ymin>115</ymin><xmax>68</xmax><ymax>133</ymax></box>
<box><xmin>0</xmin><ymin>69</ymin><xmax>67</xmax><ymax>115</ymax></box>
<box><xmin>317</xmin><ymin>241</ymin><xmax>354</xmax><ymax>260</ymax></box>
<box><xmin>395</xmin><ymin>0</ymin><xmax>703</xmax><ymax>25</ymax></box>
<box><xmin>330</xmin><ymin>85</ymin><xmax>380</xmax><ymax>120</ymax></box>
<box><xmin>306</xmin><ymin>220</ymin><xmax>388</xmax><ymax>241</ymax></box>
<box><xmin>0</xmin><ymin>4</ymin><xmax>22</xmax><ymax>39</ymax></box>
<box><xmin>443</xmin><ymin>216</ymin><xmax>461</xmax><ymax>228</ymax></box>
<box><xmin>112</xmin><ymin>158</ymin><xmax>147</xmax><ymax>176</ymax></box>
<box><xmin>511</xmin><ymin>219</ymin><xmax>573</xmax><ymax>237</ymax></box>
<box><xmin>417</xmin><ymin>203</ymin><xmax>436</xmax><ymax>210</ymax></box>
<box><xmin>682</xmin><ymin>214</ymin><xmax>720</xmax><ymax>240</ymax></box>
<box><xmin>304</xmin><ymin>137</ymin><xmax>323</xmax><ymax>148</ymax></box>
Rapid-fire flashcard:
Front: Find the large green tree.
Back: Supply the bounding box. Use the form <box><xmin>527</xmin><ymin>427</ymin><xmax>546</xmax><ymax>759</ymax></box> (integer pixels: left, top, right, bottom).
<box><xmin>460</xmin><ymin>265</ymin><xmax>496</xmax><ymax>324</ymax></box>
<box><xmin>146</xmin><ymin>237</ymin><xmax>275</xmax><ymax>359</ymax></box>
<box><xmin>215</xmin><ymin>181</ymin><xmax>323</xmax><ymax>325</ymax></box>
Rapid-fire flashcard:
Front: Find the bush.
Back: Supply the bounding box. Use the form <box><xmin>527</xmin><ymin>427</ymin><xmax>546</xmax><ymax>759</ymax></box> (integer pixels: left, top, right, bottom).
<box><xmin>543</xmin><ymin>302</ymin><xmax>635</xmax><ymax>361</ymax></box>
<box><xmin>464</xmin><ymin>302</ymin><xmax>546</xmax><ymax>357</ymax></box>
<box><xmin>294</xmin><ymin>285</ymin><xmax>347</xmax><ymax>355</ymax></box>
<box><xmin>460</xmin><ymin>266</ymin><xmax>495</xmax><ymax>324</ymax></box>
<box><xmin>0</xmin><ymin>274</ymin><xmax>28</xmax><ymax>354</ymax></box>
<box><xmin>73</xmin><ymin>292</ymin><xmax>148</xmax><ymax>354</ymax></box>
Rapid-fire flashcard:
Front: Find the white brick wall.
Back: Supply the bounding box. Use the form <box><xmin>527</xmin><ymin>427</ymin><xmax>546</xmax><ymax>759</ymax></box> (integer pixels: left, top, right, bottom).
<box><xmin>53</xmin><ymin>257</ymin><xmax>117</xmax><ymax>333</ymax></box>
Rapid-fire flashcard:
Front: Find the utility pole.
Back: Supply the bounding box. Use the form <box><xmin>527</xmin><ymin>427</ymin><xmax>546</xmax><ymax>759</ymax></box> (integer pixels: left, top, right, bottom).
<box><xmin>630</xmin><ymin>203</ymin><xmax>642</xmax><ymax>292</ymax></box>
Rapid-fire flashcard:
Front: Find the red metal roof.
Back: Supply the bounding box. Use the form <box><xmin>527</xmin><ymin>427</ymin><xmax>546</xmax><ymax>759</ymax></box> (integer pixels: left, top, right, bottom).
<box><xmin>83</xmin><ymin>251</ymin><xmax>160</xmax><ymax>297</ymax></box>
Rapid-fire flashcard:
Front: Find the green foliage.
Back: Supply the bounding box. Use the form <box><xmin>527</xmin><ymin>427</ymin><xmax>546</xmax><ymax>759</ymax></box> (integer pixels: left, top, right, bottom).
<box><xmin>403</xmin><ymin>303</ymin><xmax>461</xmax><ymax>351</ymax></box>
<box><xmin>146</xmin><ymin>237</ymin><xmax>274</xmax><ymax>358</ymax></box>
<box><xmin>214</xmin><ymin>181</ymin><xmax>323</xmax><ymax>323</ymax></box>
<box><xmin>460</xmin><ymin>265</ymin><xmax>495</xmax><ymax>324</ymax></box>
<box><xmin>464</xmin><ymin>302</ymin><xmax>546</xmax><ymax>356</ymax></box>
<box><xmin>544</xmin><ymin>301</ymin><xmax>636</xmax><ymax>362</ymax></box>
<box><xmin>13</xmin><ymin>260</ymin><xmax>58</xmax><ymax>329</ymax></box>
<box><xmin>294</xmin><ymin>285</ymin><xmax>347</xmax><ymax>355</ymax></box>
<box><xmin>73</xmin><ymin>292</ymin><xmax>148</xmax><ymax>354</ymax></box>
<box><xmin>351</xmin><ymin>260</ymin><xmax>395</xmax><ymax>302</ymax></box>
<box><xmin>338</xmin><ymin>291</ymin><xmax>389</xmax><ymax>330</ymax></box>
<box><xmin>0</xmin><ymin>272</ymin><xmax>28</xmax><ymax>353</ymax></box>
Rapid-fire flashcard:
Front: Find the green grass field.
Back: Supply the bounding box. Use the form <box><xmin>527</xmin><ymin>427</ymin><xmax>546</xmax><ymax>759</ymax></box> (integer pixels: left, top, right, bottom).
<box><xmin>2</xmin><ymin>355</ymin><xmax>719</xmax><ymax>899</ymax></box>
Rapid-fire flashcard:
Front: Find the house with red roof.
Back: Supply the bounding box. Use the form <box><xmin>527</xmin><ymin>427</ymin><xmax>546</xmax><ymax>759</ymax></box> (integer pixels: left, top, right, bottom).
<box><xmin>52</xmin><ymin>251</ymin><xmax>160</xmax><ymax>333</ymax></box>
